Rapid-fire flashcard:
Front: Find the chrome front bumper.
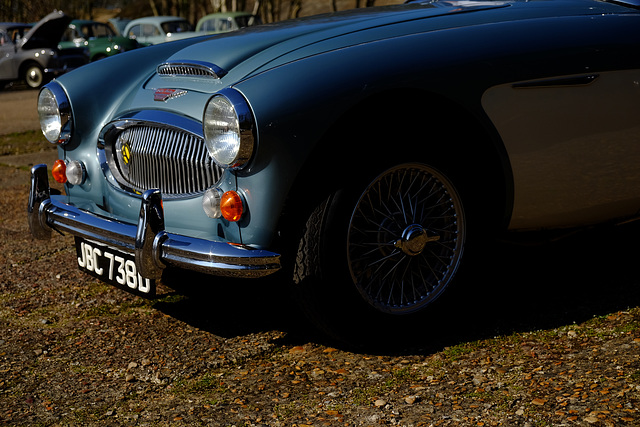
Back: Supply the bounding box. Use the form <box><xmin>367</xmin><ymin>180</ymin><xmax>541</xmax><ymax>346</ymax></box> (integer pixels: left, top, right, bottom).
<box><xmin>27</xmin><ymin>164</ymin><xmax>281</xmax><ymax>279</ymax></box>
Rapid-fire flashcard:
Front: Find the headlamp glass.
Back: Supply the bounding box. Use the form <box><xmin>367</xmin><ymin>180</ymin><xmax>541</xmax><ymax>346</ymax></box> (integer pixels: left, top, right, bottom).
<box><xmin>203</xmin><ymin>90</ymin><xmax>254</xmax><ymax>169</ymax></box>
<box><xmin>37</xmin><ymin>84</ymin><xmax>71</xmax><ymax>145</ymax></box>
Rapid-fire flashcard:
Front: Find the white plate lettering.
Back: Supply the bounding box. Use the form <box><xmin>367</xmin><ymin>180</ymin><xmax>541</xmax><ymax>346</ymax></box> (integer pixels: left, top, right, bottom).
<box><xmin>76</xmin><ymin>239</ymin><xmax>154</xmax><ymax>295</ymax></box>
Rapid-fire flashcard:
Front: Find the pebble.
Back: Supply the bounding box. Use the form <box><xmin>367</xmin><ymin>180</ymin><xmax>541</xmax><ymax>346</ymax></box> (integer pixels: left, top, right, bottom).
<box><xmin>404</xmin><ymin>395</ymin><xmax>418</xmax><ymax>404</ymax></box>
<box><xmin>374</xmin><ymin>399</ymin><xmax>387</xmax><ymax>407</ymax></box>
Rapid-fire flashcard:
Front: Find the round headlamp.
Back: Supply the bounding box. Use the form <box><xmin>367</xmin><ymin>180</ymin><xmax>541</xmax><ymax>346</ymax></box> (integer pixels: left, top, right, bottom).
<box><xmin>203</xmin><ymin>89</ymin><xmax>255</xmax><ymax>169</ymax></box>
<box><xmin>38</xmin><ymin>84</ymin><xmax>72</xmax><ymax>145</ymax></box>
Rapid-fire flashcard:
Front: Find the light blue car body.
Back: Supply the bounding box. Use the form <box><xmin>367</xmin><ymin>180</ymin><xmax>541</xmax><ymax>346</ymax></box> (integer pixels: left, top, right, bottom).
<box><xmin>50</xmin><ymin>0</ymin><xmax>640</xmax><ymax>247</ymax></box>
<box><xmin>27</xmin><ymin>0</ymin><xmax>640</xmax><ymax>336</ymax></box>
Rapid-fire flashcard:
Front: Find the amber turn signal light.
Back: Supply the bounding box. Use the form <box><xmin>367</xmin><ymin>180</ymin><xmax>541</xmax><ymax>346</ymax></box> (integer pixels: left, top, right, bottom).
<box><xmin>52</xmin><ymin>159</ymin><xmax>67</xmax><ymax>184</ymax></box>
<box><xmin>220</xmin><ymin>191</ymin><xmax>244</xmax><ymax>222</ymax></box>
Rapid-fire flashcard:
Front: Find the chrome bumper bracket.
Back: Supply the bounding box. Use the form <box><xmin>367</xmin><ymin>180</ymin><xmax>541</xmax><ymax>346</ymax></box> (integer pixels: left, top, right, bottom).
<box><xmin>135</xmin><ymin>189</ymin><xmax>168</xmax><ymax>279</ymax></box>
<box><xmin>27</xmin><ymin>164</ymin><xmax>281</xmax><ymax>279</ymax></box>
<box><xmin>28</xmin><ymin>164</ymin><xmax>52</xmax><ymax>240</ymax></box>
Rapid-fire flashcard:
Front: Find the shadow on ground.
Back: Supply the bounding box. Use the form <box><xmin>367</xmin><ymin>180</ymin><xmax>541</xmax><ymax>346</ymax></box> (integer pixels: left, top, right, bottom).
<box><xmin>152</xmin><ymin>220</ymin><xmax>640</xmax><ymax>355</ymax></box>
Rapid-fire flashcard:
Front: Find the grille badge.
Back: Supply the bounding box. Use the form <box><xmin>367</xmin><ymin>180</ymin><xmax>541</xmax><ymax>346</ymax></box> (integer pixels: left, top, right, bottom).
<box><xmin>121</xmin><ymin>142</ymin><xmax>132</xmax><ymax>165</ymax></box>
<box><xmin>154</xmin><ymin>88</ymin><xmax>187</xmax><ymax>102</ymax></box>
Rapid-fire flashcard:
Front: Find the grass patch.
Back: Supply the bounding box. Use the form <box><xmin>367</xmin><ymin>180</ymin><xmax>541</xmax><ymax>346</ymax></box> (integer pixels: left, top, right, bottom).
<box><xmin>173</xmin><ymin>372</ymin><xmax>231</xmax><ymax>406</ymax></box>
<box><xmin>0</xmin><ymin>130</ymin><xmax>54</xmax><ymax>156</ymax></box>
<box><xmin>273</xmin><ymin>401</ymin><xmax>301</xmax><ymax>420</ymax></box>
<box><xmin>350</xmin><ymin>385</ymin><xmax>383</xmax><ymax>406</ymax></box>
<box><xmin>185</xmin><ymin>373</ymin><xmax>229</xmax><ymax>394</ymax></box>
<box><xmin>441</xmin><ymin>341</ymin><xmax>482</xmax><ymax>361</ymax></box>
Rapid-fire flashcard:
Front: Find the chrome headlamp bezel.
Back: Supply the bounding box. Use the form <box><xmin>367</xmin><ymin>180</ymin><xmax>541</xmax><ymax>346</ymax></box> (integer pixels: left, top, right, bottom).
<box><xmin>203</xmin><ymin>88</ymin><xmax>255</xmax><ymax>170</ymax></box>
<box><xmin>37</xmin><ymin>83</ymin><xmax>72</xmax><ymax>145</ymax></box>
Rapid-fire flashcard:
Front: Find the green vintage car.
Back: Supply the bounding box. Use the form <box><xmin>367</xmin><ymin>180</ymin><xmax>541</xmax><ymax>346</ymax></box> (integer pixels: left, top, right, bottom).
<box><xmin>58</xmin><ymin>19</ymin><xmax>140</xmax><ymax>62</ymax></box>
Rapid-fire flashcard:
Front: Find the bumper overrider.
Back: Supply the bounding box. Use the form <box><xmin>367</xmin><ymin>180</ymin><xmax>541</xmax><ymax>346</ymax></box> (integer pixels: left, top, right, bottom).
<box><xmin>27</xmin><ymin>164</ymin><xmax>281</xmax><ymax>281</ymax></box>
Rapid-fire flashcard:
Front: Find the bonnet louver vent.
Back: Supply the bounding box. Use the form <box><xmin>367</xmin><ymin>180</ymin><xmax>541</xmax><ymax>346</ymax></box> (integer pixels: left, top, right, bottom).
<box><xmin>157</xmin><ymin>60</ymin><xmax>227</xmax><ymax>79</ymax></box>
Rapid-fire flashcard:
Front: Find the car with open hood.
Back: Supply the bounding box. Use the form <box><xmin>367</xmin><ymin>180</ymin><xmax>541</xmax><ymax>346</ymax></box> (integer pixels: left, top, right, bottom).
<box><xmin>58</xmin><ymin>19</ymin><xmax>140</xmax><ymax>62</ymax></box>
<box><xmin>29</xmin><ymin>0</ymin><xmax>640</xmax><ymax>345</ymax></box>
<box><xmin>0</xmin><ymin>11</ymin><xmax>89</xmax><ymax>89</ymax></box>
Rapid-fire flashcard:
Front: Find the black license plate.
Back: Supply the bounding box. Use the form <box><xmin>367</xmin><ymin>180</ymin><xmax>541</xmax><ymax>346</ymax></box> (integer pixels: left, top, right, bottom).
<box><xmin>74</xmin><ymin>237</ymin><xmax>155</xmax><ymax>297</ymax></box>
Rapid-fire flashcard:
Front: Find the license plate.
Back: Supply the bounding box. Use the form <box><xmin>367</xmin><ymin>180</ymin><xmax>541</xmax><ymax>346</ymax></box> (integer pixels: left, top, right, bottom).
<box><xmin>74</xmin><ymin>237</ymin><xmax>155</xmax><ymax>297</ymax></box>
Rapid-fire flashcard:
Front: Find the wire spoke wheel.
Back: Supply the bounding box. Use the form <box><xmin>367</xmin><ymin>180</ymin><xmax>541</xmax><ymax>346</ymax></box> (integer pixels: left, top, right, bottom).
<box><xmin>347</xmin><ymin>163</ymin><xmax>465</xmax><ymax>315</ymax></box>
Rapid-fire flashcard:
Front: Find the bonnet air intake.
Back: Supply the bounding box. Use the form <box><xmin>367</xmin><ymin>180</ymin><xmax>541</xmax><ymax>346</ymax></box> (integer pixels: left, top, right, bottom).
<box><xmin>157</xmin><ymin>60</ymin><xmax>228</xmax><ymax>79</ymax></box>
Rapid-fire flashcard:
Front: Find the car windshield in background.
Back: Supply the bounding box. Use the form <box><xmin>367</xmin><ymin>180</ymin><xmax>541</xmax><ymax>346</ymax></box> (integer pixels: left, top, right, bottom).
<box><xmin>161</xmin><ymin>20</ymin><xmax>194</xmax><ymax>33</ymax></box>
<box><xmin>609</xmin><ymin>0</ymin><xmax>640</xmax><ymax>7</ymax></box>
<box><xmin>80</xmin><ymin>22</ymin><xmax>115</xmax><ymax>38</ymax></box>
<box><xmin>0</xmin><ymin>24</ymin><xmax>30</xmax><ymax>44</ymax></box>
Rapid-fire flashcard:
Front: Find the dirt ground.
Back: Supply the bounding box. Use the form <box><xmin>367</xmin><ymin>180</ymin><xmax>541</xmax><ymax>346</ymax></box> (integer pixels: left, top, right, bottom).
<box><xmin>0</xmin><ymin>89</ymin><xmax>40</xmax><ymax>135</ymax></box>
<box><xmin>1</xmin><ymin>87</ymin><xmax>640</xmax><ymax>426</ymax></box>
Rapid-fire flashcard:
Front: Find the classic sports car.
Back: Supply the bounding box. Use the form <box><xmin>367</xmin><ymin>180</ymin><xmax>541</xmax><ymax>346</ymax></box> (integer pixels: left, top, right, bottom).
<box><xmin>29</xmin><ymin>0</ymin><xmax>640</xmax><ymax>343</ymax></box>
<box><xmin>0</xmin><ymin>11</ymin><xmax>88</xmax><ymax>89</ymax></box>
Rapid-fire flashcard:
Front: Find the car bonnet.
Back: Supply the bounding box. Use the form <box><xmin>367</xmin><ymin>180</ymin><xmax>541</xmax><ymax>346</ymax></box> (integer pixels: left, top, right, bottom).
<box><xmin>146</xmin><ymin>1</ymin><xmax>506</xmax><ymax>89</ymax></box>
<box><xmin>22</xmin><ymin>10</ymin><xmax>72</xmax><ymax>50</ymax></box>
<box><xmin>149</xmin><ymin>0</ymin><xmax>620</xmax><ymax>89</ymax></box>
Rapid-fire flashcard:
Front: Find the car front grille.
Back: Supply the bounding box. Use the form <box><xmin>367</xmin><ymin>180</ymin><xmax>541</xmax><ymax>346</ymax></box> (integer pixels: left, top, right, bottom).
<box><xmin>107</xmin><ymin>124</ymin><xmax>222</xmax><ymax>197</ymax></box>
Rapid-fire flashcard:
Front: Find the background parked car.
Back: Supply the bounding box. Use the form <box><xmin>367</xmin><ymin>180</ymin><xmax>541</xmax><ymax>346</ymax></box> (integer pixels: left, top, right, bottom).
<box><xmin>108</xmin><ymin>18</ymin><xmax>131</xmax><ymax>37</ymax></box>
<box><xmin>123</xmin><ymin>16</ymin><xmax>201</xmax><ymax>45</ymax></box>
<box><xmin>0</xmin><ymin>11</ymin><xmax>88</xmax><ymax>89</ymax></box>
<box><xmin>58</xmin><ymin>19</ymin><xmax>140</xmax><ymax>62</ymax></box>
<box><xmin>0</xmin><ymin>22</ymin><xmax>31</xmax><ymax>46</ymax></box>
<box><xmin>195</xmin><ymin>12</ymin><xmax>261</xmax><ymax>34</ymax></box>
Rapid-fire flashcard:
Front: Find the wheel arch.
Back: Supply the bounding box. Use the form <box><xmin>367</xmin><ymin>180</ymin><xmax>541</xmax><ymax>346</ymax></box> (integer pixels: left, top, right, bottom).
<box><xmin>18</xmin><ymin>60</ymin><xmax>45</xmax><ymax>88</ymax></box>
<box><xmin>277</xmin><ymin>88</ymin><xmax>514</xmax><ymax>343</ymax></box>
<box><xmin>18</xmin><ymin>59</ymin><xmax>37</xmax><ymax>75</ymax></box>
<box><xmin>277</xmin><ymin>87</ymin><xmax>513</xmax><ymax>248</ymax></box>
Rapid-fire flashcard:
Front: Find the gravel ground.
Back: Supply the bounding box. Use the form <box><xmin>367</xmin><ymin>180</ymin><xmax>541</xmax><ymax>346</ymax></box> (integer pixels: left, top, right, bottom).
<box><xmin>1</xmin><ymin>88</ymin><xmax>640</xmax><ymax>426</ymax></box>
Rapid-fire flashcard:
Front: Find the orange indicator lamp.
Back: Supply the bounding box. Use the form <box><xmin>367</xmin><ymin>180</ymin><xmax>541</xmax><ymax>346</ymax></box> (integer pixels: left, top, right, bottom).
<box><xmin>220</xmin><ymin>191</ymin><xmax>244</xmax><ymax>222</ymax></box>
<box><xmin>52</xmin><ymin>159</ymin><xmax>67</xmax><ymax>184</ymax></box>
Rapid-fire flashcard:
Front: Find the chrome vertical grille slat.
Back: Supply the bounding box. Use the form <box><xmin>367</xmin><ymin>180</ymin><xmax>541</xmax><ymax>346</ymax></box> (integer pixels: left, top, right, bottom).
<box><xmin>106</xmin><ymin>123</ymin><xmax>222</xmax><ymax>197</ymax></box>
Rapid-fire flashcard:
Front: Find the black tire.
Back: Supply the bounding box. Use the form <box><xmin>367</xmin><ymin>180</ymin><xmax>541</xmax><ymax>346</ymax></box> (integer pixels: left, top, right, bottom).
<box><xmin>292</xmin><ymin>162</ymin><xmax>470</xmax><ymax>348</ymax></box>
<box><xmin>23</xmin><ymin>64</ymin><xmax>44</xmax><ymax>89</ymax></box>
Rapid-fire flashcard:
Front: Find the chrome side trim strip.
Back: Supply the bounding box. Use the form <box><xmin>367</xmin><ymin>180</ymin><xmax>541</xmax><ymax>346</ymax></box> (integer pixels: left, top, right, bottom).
<box><xmin>512</xmin><ymin>74</ymin><xmax>599</xmax><ymax>89</ymax></box>
<box><xmin>28</xmin><ymin>164</ymin><xmax>281</xmax><ymax>279</ymax></box>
